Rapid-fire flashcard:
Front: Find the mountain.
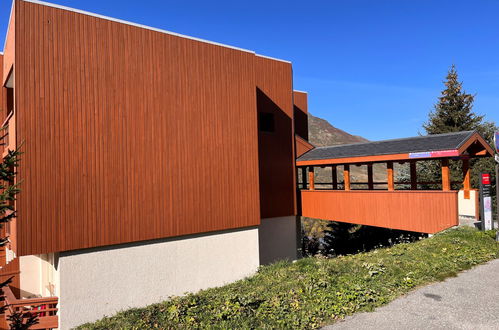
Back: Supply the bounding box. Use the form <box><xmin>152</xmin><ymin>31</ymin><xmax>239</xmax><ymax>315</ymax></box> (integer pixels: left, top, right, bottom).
<box><xmin>306</xmin><ymin>113</ymin><xmax>386</xmax><ymax>184</ymax></box>
<box><xmin>308</xmin><ymin>114</ymin><xmax>367</xmax><ymax>147</ymax></box>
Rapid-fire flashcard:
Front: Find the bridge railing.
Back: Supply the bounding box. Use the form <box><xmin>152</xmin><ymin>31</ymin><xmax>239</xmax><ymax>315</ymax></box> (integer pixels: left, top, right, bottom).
<box><xmin>300</xmin><ymin>190</ymin><xmax>458</xmax><ymax>233</ymax></box>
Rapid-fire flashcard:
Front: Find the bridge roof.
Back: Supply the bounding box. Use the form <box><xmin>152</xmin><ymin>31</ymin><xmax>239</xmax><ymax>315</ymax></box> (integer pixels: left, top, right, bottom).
<box><xmin>297</xmin><ymin>131</ymin><xmax>493</xmax><ymax>166</ymax></box>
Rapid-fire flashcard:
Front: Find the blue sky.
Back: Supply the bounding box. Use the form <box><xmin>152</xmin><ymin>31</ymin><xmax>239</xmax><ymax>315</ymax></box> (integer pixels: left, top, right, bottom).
<box><xmin>1</xmin><ymin>0</ymin><xmax>498</xmax><ymax>140</ymax></box>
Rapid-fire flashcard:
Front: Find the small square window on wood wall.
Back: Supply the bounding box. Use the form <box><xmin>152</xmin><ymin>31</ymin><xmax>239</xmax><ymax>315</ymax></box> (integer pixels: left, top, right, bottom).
<box><xmin>259</xmin><ymin>112</ymin><xmax>275</xmax><ymax>133</ymax></box>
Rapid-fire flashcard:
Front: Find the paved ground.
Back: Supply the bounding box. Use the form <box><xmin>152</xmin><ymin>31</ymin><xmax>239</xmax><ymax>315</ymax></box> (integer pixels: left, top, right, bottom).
<box><xmin>324</xmin><ymin>259</ymin><xmax>499</xmax><ymax>330</ymax></box>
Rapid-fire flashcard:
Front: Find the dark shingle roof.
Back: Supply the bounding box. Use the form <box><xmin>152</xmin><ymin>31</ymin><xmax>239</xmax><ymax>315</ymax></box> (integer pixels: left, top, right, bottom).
<box><xmin>298</xmin><ymin>131</ymin><xmax>476</xmax><ymax>161</ymax></box>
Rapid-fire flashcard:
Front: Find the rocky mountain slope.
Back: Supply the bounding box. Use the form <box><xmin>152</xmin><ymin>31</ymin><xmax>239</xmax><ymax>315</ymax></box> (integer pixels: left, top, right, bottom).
<box><xmin>308</xmin><ymin>114</ymin><xmax>367</xmax><ymax>147</ymax></box>
<box><xmin>307</xmin><ymin>113</ymin><xmax>386</xmax><ymax>185</ymax></box>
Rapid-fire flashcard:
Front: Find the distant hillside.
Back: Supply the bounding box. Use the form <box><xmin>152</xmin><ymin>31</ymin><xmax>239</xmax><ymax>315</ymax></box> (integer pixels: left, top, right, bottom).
<box><xmin>306</xmin><ymin>113</ymin><xmax>386</xmax><ymax>185</ymax></box>
<box><xmin>308</xmin><ymin>114</ymin><xmax>367</xmax><ymax>147</ymax></box>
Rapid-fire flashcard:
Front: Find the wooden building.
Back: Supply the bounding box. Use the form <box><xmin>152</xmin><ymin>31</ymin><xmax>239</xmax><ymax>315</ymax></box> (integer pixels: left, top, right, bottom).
<box><xmin>0</xmin><ymin>0</ymin><xmax>306</xmax><ymax>327</ymax></box>
<box><xmin>0</xmin><ymin>1</ymin><xmax>494</xmax><ymax>328</ymax></box>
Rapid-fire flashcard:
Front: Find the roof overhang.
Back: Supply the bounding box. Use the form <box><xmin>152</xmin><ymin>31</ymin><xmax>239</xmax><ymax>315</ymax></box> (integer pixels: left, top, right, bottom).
<box><xmin>296</xmin><ymin>131</ymin><xmax>494</xmax><ymax>167</ymax></box>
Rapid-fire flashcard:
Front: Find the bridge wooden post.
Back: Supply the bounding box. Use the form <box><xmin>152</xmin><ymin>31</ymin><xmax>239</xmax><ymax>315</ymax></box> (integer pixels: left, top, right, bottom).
<box><xmin>410</xmin><ymin>161</ymin><xmax>417</xmax><ymax>190</ymax></box>
<box><xmin>367</xmin><ymin>164</ymin><xmax>374</xmax><ymax>190</ymax></box>
<box><xmin>441</xmin><ymin>159</ymin><xmax>450</xmax><ymax>191</ymax></box>
<box><xmin>301</xmin><ymin>167</ymin><xmax>307</xmax><ymax>190</ymax></box>
<box><xmin>332</xmin><ymin>165</ymin><xmax>338</xmax><ymax>190</ymax></box>
<box><xmin>344</xmin><ymin>165</ymin><xmax>350</xmax><ymax>191</ymax></box>
<box><xmin>387</xmin><ymin>161</ymin><xmax>394</xmax><ymax>191</ymax></box>
<box><xmin>308</xmin><ymin>166</ymin><xmax>315</xmax><ymax>190</ymax></box>
<box><xmin>462</xmin><ymin>158</ymin><xmax>470</xmax><ymax>199</ymax></box>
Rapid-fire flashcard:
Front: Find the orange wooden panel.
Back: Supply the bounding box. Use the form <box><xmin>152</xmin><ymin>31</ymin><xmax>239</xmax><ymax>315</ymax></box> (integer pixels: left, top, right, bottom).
<box><xmin>295</xmin><ymin>134</ymin><xmax>314</xmax><ymax>157</ymax></box>
<box><xmin>301</xmin><ymin>190</ymin><xmax>459</xmax><ymax>234</ymax></box>
<box><xmin>293</xmin><ymin>91</ymin><xmax>308</xmax><ymax>140</ymax></box>
<box><xmin>0</xmin><ymin>258</ymin><xmax>20</xmax><ymax>298</ymax></box>
<box><xmin>256</xmin><ymin>55</ymin><xmax>296</xmax><ymax>219</ymax></box>
<box><xmin>15</xmin><ymin>1</ymin><xmax>261</xmax><ymax>255</ymax></box>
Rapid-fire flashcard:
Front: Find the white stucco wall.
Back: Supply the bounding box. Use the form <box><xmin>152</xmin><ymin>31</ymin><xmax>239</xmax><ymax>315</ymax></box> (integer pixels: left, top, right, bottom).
<box><xmin>58</xmin><ymin>228</ymin><xmax>259</xmax><ymax>329</ymax></box>
<box><xmin>259</xmin><ymin>216</ymin><xmax>300</xmax><ymax>265</ymax></box>
<box><xmin>458</xmin><ymin>189</ymin><xmax>477</xmax><ymax>218</ymax></box>
<box><xmin>19</xmin><ymin>254</ymin><xmax>59</xmax><ymax>298</ymax></box>
<box><xmin>19</xmin><ymin>255</ymin><xmax>41</xmax><ymax>298</ymax></box>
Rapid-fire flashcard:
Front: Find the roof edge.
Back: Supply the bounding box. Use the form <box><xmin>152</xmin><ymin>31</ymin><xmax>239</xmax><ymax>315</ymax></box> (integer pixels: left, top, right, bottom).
<box><xmin>21</xmin><ymin>0</ymin><xmax>257</xmax><ymax>54</ymax></box>
<box><xmin>455</xmin><ymin>130</ymin><xmax>479</xmax><ymax>149</ymax></box>
<box><xmin>256</xmin><ymin>54</ymin><xmax>292</xmax><ymax>64</ymax></box>
<box><xmin>3</xmin><ymin>0</ymin><xmax>15</xmax><ymax>53</ymax></box>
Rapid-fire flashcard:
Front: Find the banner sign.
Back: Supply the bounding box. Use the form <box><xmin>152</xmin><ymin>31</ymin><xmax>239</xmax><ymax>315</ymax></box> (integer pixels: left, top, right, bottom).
<box><xmin>409</xmin><ymin>149</ymin><xmax>459</xmax><ymax>159</ymax></box>
<box><xmin>480</xmin><ymin>173</ymin><xmax>493</xmax><ymax>230</ymax></box>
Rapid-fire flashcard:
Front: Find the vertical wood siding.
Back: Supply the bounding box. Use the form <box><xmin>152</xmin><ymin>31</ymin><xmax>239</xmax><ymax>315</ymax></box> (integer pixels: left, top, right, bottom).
<box><xmin>293</xmin><ymin>91</ymin><xmax>308</xmax><ymax>140</ymax></box>
<box><xmin>15</xmin><ymin>1</ymin><xmax>260</xmax><ymax>255</ymax></box>
<box><xmin>301</xmin><ymin>190</ymin><xmax>459</xmax><ymax>233</ymax></box>
<box><xmin>295</xmin><ymin>135</ymin><xmax>314</xmax><ymax>158</ymax></box>
<box><xmin>256</xmin><ymin>56</ymin><xmax>296</xmax><ymax>218</ymax></box>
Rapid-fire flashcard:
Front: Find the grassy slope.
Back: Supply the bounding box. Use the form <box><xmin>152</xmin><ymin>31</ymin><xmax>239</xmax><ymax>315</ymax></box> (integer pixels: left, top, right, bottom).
<box><xmin>79</xmin><ymin>228</ymin><xmax>499</xmax><ymax>329</ymax></box>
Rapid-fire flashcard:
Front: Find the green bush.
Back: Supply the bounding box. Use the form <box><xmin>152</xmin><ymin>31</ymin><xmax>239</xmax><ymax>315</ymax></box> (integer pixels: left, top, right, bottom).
<box><xmin>79</xmin><ymin>227</ymin><xmax>499</xmax><ymax>329</ymax></box>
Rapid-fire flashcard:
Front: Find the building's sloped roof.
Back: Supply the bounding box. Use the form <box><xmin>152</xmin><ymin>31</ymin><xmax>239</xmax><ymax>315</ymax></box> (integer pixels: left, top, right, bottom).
<box><xmin>298</xmin><ymin>131</ymin><xmax>476</xmax><ymax>161</ymax></box>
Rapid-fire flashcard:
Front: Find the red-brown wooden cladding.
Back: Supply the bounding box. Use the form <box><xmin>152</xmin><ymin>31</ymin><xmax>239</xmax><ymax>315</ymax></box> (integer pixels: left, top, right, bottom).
<box><xmin>301</xmin><ymin>190</ymin><xmax>458</xmax><ymax>233</ymax></box>
<box><xmin>0</xmin><ymin>258</ymin><xmax>20</xmax><ymax>298</ymax></box>
<box><xmin>295</xmin><ymin>135</ymin><xmax>314</xmax><ymax>158</ymax></box>
<box><xmin>14</xmin><ymin>1</ymin><xmax>261</xmax><ymax>256</ymax></box>
<box><xmin>293</xmin><ymin>91</ymin><xmax>308</xmax><ymax>140</ymax></box>
<box><xmin>256</xmin><ymin>56</ymin><xmax>296</xmax><ymax>219</ymax></box>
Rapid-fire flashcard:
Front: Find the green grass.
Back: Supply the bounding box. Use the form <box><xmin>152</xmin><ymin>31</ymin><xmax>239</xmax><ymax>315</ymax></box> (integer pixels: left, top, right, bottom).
<box><xmin>79</xmin><ymin>227</ymin><xmax>499</xmax><ymax>329</ymax></box>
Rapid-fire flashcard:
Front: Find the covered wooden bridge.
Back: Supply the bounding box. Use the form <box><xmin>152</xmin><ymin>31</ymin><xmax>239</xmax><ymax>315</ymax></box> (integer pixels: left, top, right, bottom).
<box><xmin>296</xmin><ymin>131</ymin><xmax>494</xmax><ymax>234</ymax></box>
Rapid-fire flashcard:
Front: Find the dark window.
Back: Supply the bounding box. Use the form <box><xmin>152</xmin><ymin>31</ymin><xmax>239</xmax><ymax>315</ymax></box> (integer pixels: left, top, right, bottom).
<box><xmin>258</xmin><ymin>112</ymin><xmax>275</xmax><ymax>133</ymax></box>
<box><xmin>6</xmin><ymin>88</ymin><xmax>13</xmax><ymax>116</ymax></box>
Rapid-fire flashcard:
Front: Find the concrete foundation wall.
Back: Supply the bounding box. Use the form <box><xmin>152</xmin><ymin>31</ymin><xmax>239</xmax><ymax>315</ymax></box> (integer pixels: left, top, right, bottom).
<box><xmin>58</xmin><ymin>228</ymin><xmax>259</xmax><ymax>329</ymax></box>
<box><xmin>259</xmin><ymin>216</ymin><xmax>300</xmax><ymax>265</ymax></box>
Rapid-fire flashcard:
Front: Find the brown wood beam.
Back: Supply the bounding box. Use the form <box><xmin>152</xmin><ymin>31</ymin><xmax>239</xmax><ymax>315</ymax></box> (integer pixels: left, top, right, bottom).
<box><xmin>410</xmin><ymin>161</ymin><xmax>417</xmax><ymax>190</ymax></box>
<box><xmin>332</xmin><ymin>165</ymin><xmax>338</xmax><ymax>190</ymax></box>
<box><xmin>441</xmin><ymin>159</ymin><xmax>450</xmax><ymax>191</ymax></box>
<box><xmin>344</xmin><ymin>165</ymin><xmax>351</xmax><ymax>191</ymax></box>
<box><xmin>301</xmin><ymin>167</ymin><xmax>307</xmax><ymax>189</ymax></box>
<box><xmin>367</xmin><ymin>164</ymin><xmax>374</xmax><ymax>190</ymax></box>
<box><xmin>462</xmin><ymin>158</ymin><xmax>470</xmax><ymax>199</ymax></box>
<box><xmin>387</xmin><ymin>161</ymin><xmax>394</xmax><ymax>191</ymax></box>
<box><xmin>308</xmin><ymin>166</ymin><xmax>315</xmax><ymax>191</ymax></box>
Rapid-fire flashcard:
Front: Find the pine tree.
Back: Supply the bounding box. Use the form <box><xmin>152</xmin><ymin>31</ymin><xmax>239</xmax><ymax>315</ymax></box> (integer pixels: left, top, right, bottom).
<box><xmin>423</xmin><ymin>64</ymin><xmax>483</xmax><ymax>134</ymax></box>
<box><xmin>420</xmin><ymin>65</ymin><xmax>497</xmax><ymax>191</ymax></box>
<box><xmin>0</xmin><ymin>128</ymin><xmax>37</xmax><ymax>329</ymax></box>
